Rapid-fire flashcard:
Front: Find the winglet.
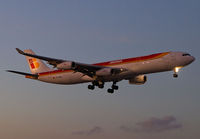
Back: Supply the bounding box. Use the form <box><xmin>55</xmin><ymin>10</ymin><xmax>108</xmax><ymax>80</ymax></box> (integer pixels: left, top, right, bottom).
<box><xmin>16</xmin><ymin>48</ymin><xmax>25</xmax><ymax>55</ymax></box>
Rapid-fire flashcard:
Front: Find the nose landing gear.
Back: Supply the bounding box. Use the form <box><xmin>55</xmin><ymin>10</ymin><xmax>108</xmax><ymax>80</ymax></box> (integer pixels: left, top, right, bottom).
<box><xmin>173</xmin><ymin>67</ymin><xmax>181</xmax><ymax>78</ymax></box>
<box><xmin>173</xmin><ymin>73</ymin><xmax>178</xmax><ymax>78</ymax></box>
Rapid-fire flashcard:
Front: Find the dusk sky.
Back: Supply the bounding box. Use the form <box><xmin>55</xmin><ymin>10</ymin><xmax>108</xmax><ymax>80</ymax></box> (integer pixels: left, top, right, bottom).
<box><xmin>0</xmin><ymin>0</ymin><xmax>199</xmax><ymax>139</ymax></box>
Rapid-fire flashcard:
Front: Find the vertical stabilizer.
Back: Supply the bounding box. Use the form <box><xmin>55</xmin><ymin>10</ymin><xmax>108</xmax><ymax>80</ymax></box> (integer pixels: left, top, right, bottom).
<box><xmin>24</xmin><ymin>49</ymin><xmax>52</xmax><ymax>74</ymax></box>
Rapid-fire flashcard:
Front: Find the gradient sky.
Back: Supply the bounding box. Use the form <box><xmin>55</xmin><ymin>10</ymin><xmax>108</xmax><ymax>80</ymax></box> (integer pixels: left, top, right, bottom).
<box><xmin>0</xmin><ymin>0</ymin><xmax>199</xmax><ymax>139</ymax></box>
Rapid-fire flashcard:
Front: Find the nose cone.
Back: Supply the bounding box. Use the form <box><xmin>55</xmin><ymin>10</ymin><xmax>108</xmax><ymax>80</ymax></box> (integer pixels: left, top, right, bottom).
<box><xmin>186</xmin><ymin>56</ymin><xmax>195</xmax><ymax>66</ymax></box>
<box><xmin>190</xmin><ymin>56</ymin><xmax>195</xmax><ymax>63</ymax></box>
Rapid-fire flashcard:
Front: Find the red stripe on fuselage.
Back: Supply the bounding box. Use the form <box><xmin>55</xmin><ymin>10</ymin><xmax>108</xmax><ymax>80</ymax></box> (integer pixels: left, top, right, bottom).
<box><xmin>38</xmin><ymin>52</ymin><xmax>170</xmax><ymax>76</ymax></box>
<box><xmin>94</xmin><ymin>52</ymin><xmax>169</xmax><ymax>66</ymax></box>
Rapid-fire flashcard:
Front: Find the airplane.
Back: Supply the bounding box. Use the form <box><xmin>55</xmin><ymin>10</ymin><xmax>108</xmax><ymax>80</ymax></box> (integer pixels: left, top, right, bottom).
<box><xmin>7</xmin><ymin>48</ymin><xmax>195</xmax><ymax>93</ymax></box>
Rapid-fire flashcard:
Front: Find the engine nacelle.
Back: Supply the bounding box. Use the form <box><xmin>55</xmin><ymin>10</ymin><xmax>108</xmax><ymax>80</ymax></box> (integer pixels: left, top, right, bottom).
<box><xmin>96</xmin><ymin>68</ymin><xmax>114</xmax><ymax>76</ymax></box>
<box><xmin>57</xmin><ymin>61</ymin><xmax>75</xmax><ymax>70</ymax></box>
<box><xmin>129</xmin><ymin>75</ymin><xmax>147</xmax><ymax>85</ymax></box>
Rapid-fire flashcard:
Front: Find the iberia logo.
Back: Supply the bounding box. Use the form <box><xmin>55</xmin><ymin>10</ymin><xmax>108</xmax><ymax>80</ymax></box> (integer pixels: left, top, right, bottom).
<box><xmin>29</xmin><ymin>58</ymin><xmax>39</xmax><ymax>69</ymax></box>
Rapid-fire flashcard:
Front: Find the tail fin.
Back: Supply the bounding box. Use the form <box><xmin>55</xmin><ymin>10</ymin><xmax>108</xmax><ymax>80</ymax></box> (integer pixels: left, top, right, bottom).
<box><xmin>24</xmin><ymin>49</ymin><xmax>52</xmax><ymax>74</ymax></box>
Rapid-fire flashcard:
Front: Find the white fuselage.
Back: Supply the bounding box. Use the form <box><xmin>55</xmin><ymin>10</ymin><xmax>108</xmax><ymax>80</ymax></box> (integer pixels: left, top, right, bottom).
<box><xmin>36</xmin><ymin>52</ymin><xmax>195</xmax><ymax>85</ymax></box>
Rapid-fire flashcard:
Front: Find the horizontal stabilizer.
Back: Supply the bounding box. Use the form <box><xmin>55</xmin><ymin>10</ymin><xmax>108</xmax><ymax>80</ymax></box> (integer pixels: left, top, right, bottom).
<box><xmin>6</xmin><ymin>70</ymin><xmax>38</xmax><ymax>79</ymax></box>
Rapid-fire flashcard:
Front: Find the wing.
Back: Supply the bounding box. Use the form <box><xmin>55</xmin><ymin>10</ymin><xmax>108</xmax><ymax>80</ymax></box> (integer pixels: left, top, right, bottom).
<box><xmin>16</xmin><ymin>48</ymin><xmax>65</xmax><ymax>66</ymax></box>
<box><xmin>16</xmin><ymin>48</ymin><xmax>127</xmax><ymax>78</ymax></box>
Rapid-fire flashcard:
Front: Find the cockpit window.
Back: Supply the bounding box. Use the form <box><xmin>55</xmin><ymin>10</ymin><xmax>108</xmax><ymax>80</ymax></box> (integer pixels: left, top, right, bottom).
<box><xmin>182</xmin><ymin>53</ymin><xmax>191</xmax><ymax>56</ymax></box>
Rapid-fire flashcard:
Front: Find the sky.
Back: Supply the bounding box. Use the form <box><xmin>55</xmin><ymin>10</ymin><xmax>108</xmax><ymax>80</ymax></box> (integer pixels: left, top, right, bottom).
<box><xmin>0</xmin><ymin>0</ymin><xmax>199</xmax><ymax>139</ymax></box>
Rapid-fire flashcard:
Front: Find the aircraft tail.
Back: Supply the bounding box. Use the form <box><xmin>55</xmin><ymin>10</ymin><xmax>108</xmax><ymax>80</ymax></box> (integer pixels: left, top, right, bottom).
<box><xmin>24</xmin><ymin>49</ymin><xmax>52</xmax><ymax>74</ymax></box>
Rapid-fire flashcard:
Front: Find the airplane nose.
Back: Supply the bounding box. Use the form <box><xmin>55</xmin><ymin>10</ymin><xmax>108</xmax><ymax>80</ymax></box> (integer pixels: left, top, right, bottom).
<box><xmin>191</xmin><ymin>56</ymin><xmax>195</xmax><ymax>63</ymax></box>
<box><xmin>191</xmin><ymin>56</ymin><xmax>195</xmax><ymax>62</ymax></box>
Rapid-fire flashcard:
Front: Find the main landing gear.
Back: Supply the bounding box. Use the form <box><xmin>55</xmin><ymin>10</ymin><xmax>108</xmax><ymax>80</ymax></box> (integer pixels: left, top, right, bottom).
<box><xmin>88</xmin><ymin>81</ymin><xmax>119</xmax><ymax>94</ymax></box>
<box><xmin>88</xmin><ymin>84</ymin><xmax>95</xmax><ymax>90</ymax></box>
<box><xmin>88</xmin><ymin>81</ymin><xmax>104</xmax><ymax>90</ymax></box>
<box><xmin>107</xmin><ymin>82</ymin><xmax>118</xmax><ymax>94</ymax></box>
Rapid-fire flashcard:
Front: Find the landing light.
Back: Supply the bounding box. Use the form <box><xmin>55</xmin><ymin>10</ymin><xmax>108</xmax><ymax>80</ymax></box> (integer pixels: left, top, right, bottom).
<box><xmin>175</xmin><ymin>67</ymin><xmax>181</xmax><ymax>73</ymax></box>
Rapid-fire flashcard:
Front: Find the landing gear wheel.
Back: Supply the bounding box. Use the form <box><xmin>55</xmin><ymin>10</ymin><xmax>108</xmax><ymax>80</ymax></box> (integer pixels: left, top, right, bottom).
<box><xmin>92</xmin><ymin>81</ymin><xmax>99</xmax><ymax>86</ymax></box>
<box><xmin>88</xmin><ymin>85</ymin><xmax>95</xmax><ymax>90</ymax></box>
<box><xmin>173</xmin><ymin>73</ymin><xmax>178</xmax><ymax>78</ymax></box>
<box><xmin>112</xmin><ymin>85</ymin><xmax>118</xmax><ymax>90</ymax></box>
<box><xmin>98</xmin><ymin>84</ymin><xmax>104</xmax><ymax>89</ymax></box>
<box><xmin>107</xmin><ymin>88</ymin><xmax>114</xmax><ymax>93</ymax></box>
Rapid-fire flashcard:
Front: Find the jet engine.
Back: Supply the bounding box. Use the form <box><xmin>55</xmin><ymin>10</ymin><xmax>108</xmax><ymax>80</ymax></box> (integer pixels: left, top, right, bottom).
<box><xmin>129</xmin><ymin>75</ymin><xmax>147</xmax><ymax>85</ymax></box>
<box><xmin>57</xmin><ymin>61</ymin><xmax>75</xmax><ymax>70</ymax></box>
